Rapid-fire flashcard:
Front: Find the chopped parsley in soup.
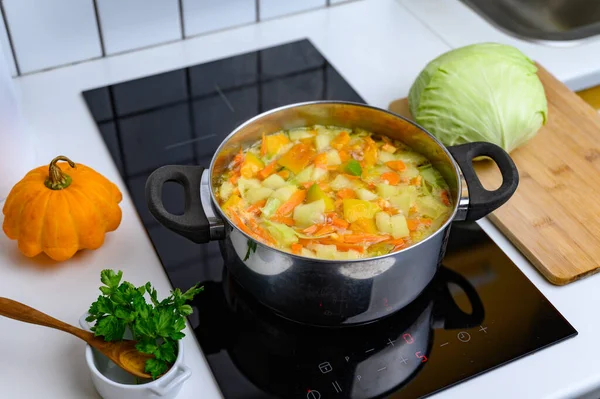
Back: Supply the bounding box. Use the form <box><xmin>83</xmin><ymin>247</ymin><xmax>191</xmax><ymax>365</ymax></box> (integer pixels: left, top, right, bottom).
<box><xmin>215</xmin><ymin>126</ymin><xmax>453</xmax><ymax>260</ymax></box>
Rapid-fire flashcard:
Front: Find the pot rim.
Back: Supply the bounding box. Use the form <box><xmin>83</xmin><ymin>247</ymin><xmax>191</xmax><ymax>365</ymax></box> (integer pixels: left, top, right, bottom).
<box><xmin>208</xmin><ymin>100</ymin><xmax>462</xmax><ymax>264</ymax></box>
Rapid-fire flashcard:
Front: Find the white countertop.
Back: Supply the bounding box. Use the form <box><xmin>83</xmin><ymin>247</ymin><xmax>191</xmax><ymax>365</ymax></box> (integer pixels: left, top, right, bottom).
<box><xmin>1</xmin><ymin>0</ymin><xmax>600</xmax><ymax>398</ymax></box>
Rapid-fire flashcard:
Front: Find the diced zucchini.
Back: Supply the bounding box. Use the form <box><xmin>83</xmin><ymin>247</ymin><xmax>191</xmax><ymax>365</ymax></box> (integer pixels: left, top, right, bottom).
<box><xmin>416</xmin><ymin>196</ymin><xmax>447</xmax><ymax>219</ymax></box>
<box><xmin>293</xmin><ymin>199</ymin><xmax>325</xmax><ymax>227</ymax></box>
<box><xmin>273</xmin><ymin>186</ymin><xmax>298</xmax><ymax>202</ymax></box>
<box><xmin>246</xmin><ymin>187</ymin><xmax>274</xmax><ymax>205</ymax></box>
<box><xmin>399</xmin><ymin>165</ymin><xmax>420</xmax><ymax>180</ymax></box>
<box><xmin>356</xmin><ymin>188</ymin><xmax>378</xmax><ymax>201</ymax></box>
<box><xmin>326</xmin><ymin>149</ymin><xmax>342</xmax><ymax>166</ymax></box>
<box><xmin>390</xmin><ymin>214</ymin><xmax>410</xmax><ymax>239</ymax></box>
<box><xmin>288</xmin><ymin>128</ymin><xmax>315</xmax><ymax>141</ymax></box>
<box><xmin>264</xmin><ymin>221</ymin><xmax>299</xmax><ymax>246</ymax></box>
<box><xmin>309</xmin><ymin>243</ymin><xmax>338</xmax><ymax>260</ymax></box>
<box><xmin>238</xmin><ymin>178</ymin><xmax>261</xmax><ymax>200</ymax></box>
<box><xmin>219</xmin><ymin>181</ymin><xmax>234</xmax><ymax>201</ymax></box>
<box><xmin>334</xmin><ymin>250</ymin><xmax>361</xmax><ymax>260</ymax></box>
<box><xmin>343</xmin><ymin>199</ymin><xmax>380</xmax><ymax>223</ymax></box>
<box><xmin>315</xmin><ymin>134</ymin><xmax>333</xmax><ymax>152</ymax></box>
<box><xmin>418</xmin><ymin>164</ymin><xmax>447</xmax><ymax>188</ymax></box>
<box><xmin>330</xmin><ymin>174</ymin><xmax>353</xmax><ymax>191</ymax></box>
<box><xmin>261</xmin><ymin>197</ymin><xmax>282</xmax><ymax>217</ymax></box>
<box><xmin>311</xmin><ymin>167</ymin><xmax>328</xmax><ymax>182</ymax></box>
<box><xmin>375</xmin><ymin>212</ymin><xmax>392</xmax><ymax>234</ymax></box>
<box><xmin>301</xmin><ymin>248</ymin><xmax>316</xmax><ymax>258</ymax></box>
<box><xmin>293</xmin><ymin>165</ymin><xmax>315</xmax><ymax>184</ymax></box>
<box><xmin>376</xmin><ymin>183</ymin><xmax>400</xmax><ymax>199</ymax></box>
<box><xmin>389</xmin><ymin>186</ymin><xmax>417</xmax><ymax>215</ymax></box>
<box><xmin>377</xmin><ymin>150</ymin><xmax>396</xmax><ymax>164</ymax></box>
<box><xmin>396</xmin><ymin>151</ymin><xmax>428</xmax><ymax>165</ymax></box>
<box><xmin>262</xmin><ymin>174</ymin><xmax>286</xmax><ymax>189</ymax></box>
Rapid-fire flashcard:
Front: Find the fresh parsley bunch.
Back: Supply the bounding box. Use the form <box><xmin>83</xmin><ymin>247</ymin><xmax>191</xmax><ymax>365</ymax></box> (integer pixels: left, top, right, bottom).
<box><xmin>86</xmin><ymin>269</ymin><xmax>203</xmax><ymax>379</ymax></box>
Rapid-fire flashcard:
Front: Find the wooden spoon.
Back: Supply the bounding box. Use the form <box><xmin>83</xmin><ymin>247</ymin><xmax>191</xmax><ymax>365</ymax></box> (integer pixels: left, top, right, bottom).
<box><xmin>0</xmin><ymin>297</ymin><xmax>152</xmax><ymax>379</ymax></box>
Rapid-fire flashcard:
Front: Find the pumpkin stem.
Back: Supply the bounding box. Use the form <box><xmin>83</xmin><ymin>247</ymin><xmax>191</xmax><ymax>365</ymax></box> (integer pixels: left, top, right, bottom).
<box><xmin>45</xmin><ymin>155</ymin><xmax>76</xmax><ymax>190</ymax></box>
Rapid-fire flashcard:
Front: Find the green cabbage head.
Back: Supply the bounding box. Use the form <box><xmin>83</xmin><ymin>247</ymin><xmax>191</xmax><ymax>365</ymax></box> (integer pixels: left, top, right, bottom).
<box><xmin>408</xmin><ymin>43</ymin><xmax>547</xmax><ymax>153</ymax></box>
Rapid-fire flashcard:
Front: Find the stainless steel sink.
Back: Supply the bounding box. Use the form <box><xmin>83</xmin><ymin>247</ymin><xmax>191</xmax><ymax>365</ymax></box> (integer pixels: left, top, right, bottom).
<box><xmin>460</xmin><ymin>0</ymin><xmax>600</xmax><ymax>44</ymax></box>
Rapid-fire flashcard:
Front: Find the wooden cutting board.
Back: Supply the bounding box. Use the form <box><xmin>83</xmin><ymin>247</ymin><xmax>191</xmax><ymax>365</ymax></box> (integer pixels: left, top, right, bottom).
<box><xmin>390</xmin><ymin>64</ymin><xmax>600</xmax><ymax>285</ymax></box>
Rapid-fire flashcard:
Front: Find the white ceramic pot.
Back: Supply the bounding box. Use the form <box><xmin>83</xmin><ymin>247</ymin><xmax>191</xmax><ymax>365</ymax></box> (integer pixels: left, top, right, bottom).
<box><xmin>79</xmin><ymin>314</ymin><xmax>191</xmax><ymax>399</ymax></box>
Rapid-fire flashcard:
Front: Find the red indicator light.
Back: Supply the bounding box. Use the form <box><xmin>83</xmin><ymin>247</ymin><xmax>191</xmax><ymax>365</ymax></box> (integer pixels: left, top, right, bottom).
<box><xmin>402</xmin><ymin>333</ymin><xmax>414</xmax><ymax>344</ymax></box>
<box><xmin>415</xmin><ymin>351</ymin><xmax>428</xmax><ymax>363</ymax></box>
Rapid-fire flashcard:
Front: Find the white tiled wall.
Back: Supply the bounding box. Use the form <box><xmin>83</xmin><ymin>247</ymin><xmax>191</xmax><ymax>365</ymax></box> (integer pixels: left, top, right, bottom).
<box><xmin>0</xmin><ymin>6</ymin><xmax>16</xmax><ymax>77</ymax></box>
<box><xmin>259</xmin><ymin>0</ymin><xmax>326</xmax><ymax>20</ymax></box>
<box><xmin>96</xmin><ymin>0</ymin><xmax>182</xmax><ymax>55</ymax></box>
<box><xmin>0</xmin><ymin>0</ymin><xmax>359</xmax><ymax>76</ymax></box>
<box><xmin>183</xmin><ymin>0</ymin><xmax>256</xmax><ymax>37</ymax></box>
<box><xmin>3</xmin><ymin>0</ymin><xmax>102</xmax><ymax>74</ymax></box>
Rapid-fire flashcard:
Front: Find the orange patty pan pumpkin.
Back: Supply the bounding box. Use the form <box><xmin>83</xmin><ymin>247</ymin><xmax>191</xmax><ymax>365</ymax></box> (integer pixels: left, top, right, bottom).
<box><xmin>2</xmin><ymin>156</ymin><xmax>122</xmax><ymax>261</ymax></box>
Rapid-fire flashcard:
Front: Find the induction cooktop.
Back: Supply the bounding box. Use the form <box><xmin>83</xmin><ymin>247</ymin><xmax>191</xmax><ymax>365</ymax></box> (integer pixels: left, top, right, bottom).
<box><xmin>83</xmin><ymin>39</ymin><xmax>577</xmax><ymax>399</ymax></box>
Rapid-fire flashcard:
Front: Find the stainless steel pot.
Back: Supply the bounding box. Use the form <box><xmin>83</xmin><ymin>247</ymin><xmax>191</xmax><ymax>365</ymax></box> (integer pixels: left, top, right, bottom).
<box><xmin>146</xmin><ymin>101</ymin><xmax>518</xmax><ymax>326</ymax></box>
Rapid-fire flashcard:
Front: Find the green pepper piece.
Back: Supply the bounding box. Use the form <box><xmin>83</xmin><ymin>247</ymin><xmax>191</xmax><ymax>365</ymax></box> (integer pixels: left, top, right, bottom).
<box><xmin>345</xmin><ymin>159</ymin><xmax>362</xmax><ymax>176</ymax></box>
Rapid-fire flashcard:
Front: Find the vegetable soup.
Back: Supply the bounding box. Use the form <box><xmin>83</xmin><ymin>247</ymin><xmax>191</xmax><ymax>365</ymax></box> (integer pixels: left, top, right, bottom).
<box><xmin>215</xmin><ymin>126</ymin><xmax>453</xmax><ymax>260</ymax></box>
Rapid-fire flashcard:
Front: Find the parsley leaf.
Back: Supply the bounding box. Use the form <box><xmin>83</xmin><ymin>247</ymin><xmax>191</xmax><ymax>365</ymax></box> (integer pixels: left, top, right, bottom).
<box><xmin>87</xmin><ymin>270</ymin><xmax>203</xmax><ymax>380</ymax></box>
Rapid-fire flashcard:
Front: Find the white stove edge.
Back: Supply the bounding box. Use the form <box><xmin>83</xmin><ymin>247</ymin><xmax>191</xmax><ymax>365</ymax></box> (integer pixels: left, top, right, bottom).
<box><xmin>1</xmin><ymin>0</ymin><xmax>600</xmax><ymax>398</ymax></box>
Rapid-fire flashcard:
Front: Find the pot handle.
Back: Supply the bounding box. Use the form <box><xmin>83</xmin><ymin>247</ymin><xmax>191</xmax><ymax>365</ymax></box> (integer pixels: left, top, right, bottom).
<box><xmin>448</xmin><ymin>142</ymin><xmax>519</xmax><ymax>221</ymax></box>
<box><xmin>145</xmin><ymin>165</ymin><xmax>211</xmax><ymax>244</ymax></box>
<box><xmin>433</xmin><ymin>267</ymin><xmax>484</xmax><ymax>329</ymax></box>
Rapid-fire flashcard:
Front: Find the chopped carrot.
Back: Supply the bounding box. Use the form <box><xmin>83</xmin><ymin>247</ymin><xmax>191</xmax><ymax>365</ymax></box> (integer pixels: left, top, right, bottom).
<box><xmin>381</xmin><ymin>172</ymin><xmax>401</xmax><ymax>186</ymax></box>
<box><xmin>407</xmin><ymin>219</ymin><xmax>420</xmax><ymax>232</ymax></box>
<box><xmin>291</xmin><ymin>243</ymin><xmax>303</xmax><ymax>255</ymax></box>
<box><xmin>332</xmin><ymin>218</ymin><xmax>349</xmax><ymax>229</ymax></box>
<box><xmin>318</xmin><ymin>182</ymin><xmax>330</xmax><ymax>192</ymax></box>
<box><xmin>232</xmin><ymin>148</ymin><xmax>244</xmax><ymax>166</ymax></box>
<box><xmin>260</xmin><ymin>132</ymin><xmax>267</xmax><ymax>157</ymax></box>
<box><xmin>314</xmin><ymin>153</ymin><xmax>328</xmax><ymax>168</ymax></box>
<box><xmin>229</xmin><ymin>171</ymin><xmax>241</xmax><ymax>184</ymax></box>
<box><xmin>342</xmin><ymin>173</ymin><xmax>360</xmax><ymax>180</ymax></box>
<box><xmin>441</xmin><ymin>190</ymin><xmax>451</xmax><ymax>206</ymax></box>
<box><xmin>313</xmin><ymin>225</ymin><xmax>336</xmax><ymax>236</ymax></box>
<box><xmin>277</xmin><ymin>170</ymin><xmax>290</xmax><ymax>179</ymax></box>
<box><xmin>258</xmin><ymin>160</ymin><xmax>277</xmax><ymax>180</ymax></box>
<box><xmin>336</xmin><ymin>188</ymin><xmax>356</xmax><ymax>199</ymax></box>
<box><xmin>338</xmin><ymin>150</ymin><xmax>351</xmax><ymax>162</ymax></box>
<box><xmin>410</xmin><ymin>176</ymin><xmax>422</xmax><ymax>186</ymax></box>
<box><xmin>420</xmin><ymin>218</ymin><xmax>432</xmax><ymax>227</ymax></box>
<box><xmin>303</xmin><ymin>224</ymin><xmax>320</xmax><ymax>235</ymax></box>
<box><xmin>335</xmin><ymin>243</ymin><xmax>365</xmax><ymax>253</ymax></box>
<box><xmin>343</xmin><ymin>234</ymin><xmax>391</xmax><ymax>244</ymax></box>
<box><xmin>381</xmin><ymin>143</ymin><xmax>397</xmax><ymax>153</ymax></box>
<box><xmin>385</xmin><ymin>160</ymin><xmax>406</xmax><ymax>171</ymax></box>
<box><xmin>274</xmin><ymin>190</ymin><xmax>307</xmax><ymax>216</ymax></box>
<box><xmin>247</xmin><ymin>218</ymin><xmax>276</xmax><ymax>245</ymax></box>
<box><xmin>330</xmin><ymin>131</ymin><xmax>351</xmax><ymax>150</ymax></box>
<box><xmin>270</xmin><ymin>215</ymin><xmax>295</xmax><ymax>226</ymax></box>
<box><xmin>300</xmin><ymin>181</ymin><xmax>314</xmax><ymax>189</ymax></box>
<box><xmin>246</xmin><ymin>199</ymin><xmax>267</xmax><ymax>215</ymax></box>
<box><xmin>227</xmin><ymin>210</ymin><xmax>254</xmax><ymax>236</ymax></box>
<box><xmin>385</xmin><ymin>237</ymin><xmax>405</xmax><ymax>246</ymax></box>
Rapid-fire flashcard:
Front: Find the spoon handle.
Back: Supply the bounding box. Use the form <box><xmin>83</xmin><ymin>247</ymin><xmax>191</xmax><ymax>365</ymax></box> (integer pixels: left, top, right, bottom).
<box><xmin>0</xmin><ymin>297</ymin><xmax>92</xmax><ymax>342</ymax></box>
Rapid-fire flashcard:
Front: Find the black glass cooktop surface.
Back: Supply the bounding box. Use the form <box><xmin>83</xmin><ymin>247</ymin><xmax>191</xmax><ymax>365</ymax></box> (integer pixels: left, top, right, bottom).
<box><xmin>83</xmin><ymin>39</ymin><xmax>576</xmax><ymax>399</ymax></box>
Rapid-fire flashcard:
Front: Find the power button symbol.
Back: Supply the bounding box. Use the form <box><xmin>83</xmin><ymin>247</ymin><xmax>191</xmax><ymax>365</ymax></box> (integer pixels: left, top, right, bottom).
<box><xmin>307</xmin><ymin>390</ymin><xmax>321</xmax><ymax>399</ymax></box>
<box><xmin>457</xmin><ymin>331</ymin><xmax>471</xmax><ymax>342</ymax></box>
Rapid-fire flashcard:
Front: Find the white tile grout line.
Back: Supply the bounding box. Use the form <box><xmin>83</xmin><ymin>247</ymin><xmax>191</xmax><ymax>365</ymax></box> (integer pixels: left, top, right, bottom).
<box><xmin>6</xmin><ymin>0</ymin><xmax>365</xmax><ymax>78</ymax></box>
